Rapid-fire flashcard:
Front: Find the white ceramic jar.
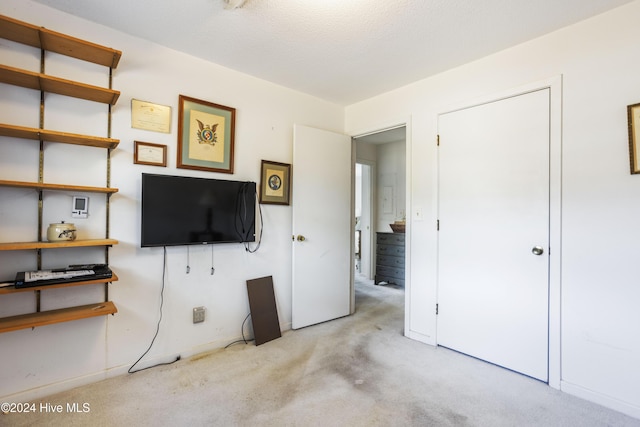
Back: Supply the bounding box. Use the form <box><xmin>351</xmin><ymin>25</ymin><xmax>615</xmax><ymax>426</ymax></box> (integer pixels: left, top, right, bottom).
<box><xmin>47</xmin><ymin>222</ymin><xmax>77</xmax><ymax>241</ymax></box>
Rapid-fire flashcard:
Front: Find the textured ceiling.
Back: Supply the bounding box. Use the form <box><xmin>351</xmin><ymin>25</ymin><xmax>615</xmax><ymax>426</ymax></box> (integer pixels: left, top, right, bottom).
<box><xmin>31</xmin><ymin>0</ymin><xmax>633</xmax><ymax>106</ymax></box>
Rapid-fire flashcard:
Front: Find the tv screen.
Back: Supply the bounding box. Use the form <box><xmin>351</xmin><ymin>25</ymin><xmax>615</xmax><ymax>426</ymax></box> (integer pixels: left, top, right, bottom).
<box><xmin>141</xmin><ymin>173</ymin><xmax>256</xmax><ymax>247</ymax></box>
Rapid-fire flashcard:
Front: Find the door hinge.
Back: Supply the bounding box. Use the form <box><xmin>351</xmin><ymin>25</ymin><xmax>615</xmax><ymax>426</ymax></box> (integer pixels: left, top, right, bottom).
<box><xmin>437</xmin><ymin>135</ymin><xmax>440</xmax><ymax>146</ymax></box>
<box><xmin>437</xmin><ymin>220</ymin><xmax>440</xmax><ymax>231</ymax></box>
<box><xmin>436</xmin><ymin>303</ymin><xmax>439</xmax><ymax>315</ymax></box>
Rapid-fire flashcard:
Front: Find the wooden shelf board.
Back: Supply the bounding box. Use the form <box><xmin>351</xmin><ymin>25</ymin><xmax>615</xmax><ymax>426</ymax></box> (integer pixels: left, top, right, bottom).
<box><xmin>0</xmin><ymin>14</ymin><xmax>121</xmax><ymax>68</ymax></box>
<box><xmin>0</xmin><ymin>179</ymin><xmax>118</xmax><ymax>194</ymax></box>
<box><xmin>0</xmin><ymin>273</ymin><xmax>118</xmax><ymax>295</ymax></box>
<box><xmin>0</xmin><ymin>64</ymin><xmax>120</xmax><ymax>105</ymax></box>
<box><xmin>0</xmin><ymin>301</ymin><xmax>117</xmax><ymax>333</ymax></box>
<box><xmin>0</xmin><ymin>239</ymin><xmax>118</xmax><ymax>251</ymax></box>
<box><xmin>0</xmin><ymin>14</ymin><xmax>40</xmax><ymax>47</ymax></box>
<box><xmin>0</xmin><ymin>123</ymin><xmax>119</xmax><ymax>149</ymax></box>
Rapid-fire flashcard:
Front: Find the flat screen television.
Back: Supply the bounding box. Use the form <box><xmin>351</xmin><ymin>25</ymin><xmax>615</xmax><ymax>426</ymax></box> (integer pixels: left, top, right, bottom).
<box><xmin>141</xmin><ymin>173</ymin><xmax>256</xmax><ymax>247</ymax></box>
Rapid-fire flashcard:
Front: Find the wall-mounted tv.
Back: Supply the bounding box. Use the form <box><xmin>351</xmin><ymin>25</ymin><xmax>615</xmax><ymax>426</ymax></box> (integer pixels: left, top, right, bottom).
<box><xmin>141</xmin><ymin>173</ymin><xmax>256</xmax><ymax>247</ymax></box>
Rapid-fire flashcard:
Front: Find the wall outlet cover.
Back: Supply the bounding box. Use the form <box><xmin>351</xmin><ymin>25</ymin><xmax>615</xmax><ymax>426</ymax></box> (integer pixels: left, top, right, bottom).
<box><xmin>193</xmin><ymin>306</ymin><xmax>205</xmax><ymax>323</ymax></box>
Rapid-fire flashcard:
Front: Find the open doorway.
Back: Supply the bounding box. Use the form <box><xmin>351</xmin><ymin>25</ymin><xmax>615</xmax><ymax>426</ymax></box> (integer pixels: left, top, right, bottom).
<box><xmin>353</xmin><ymin>126</ymin><xmax>407</xmax><ymax>300</ymax></box>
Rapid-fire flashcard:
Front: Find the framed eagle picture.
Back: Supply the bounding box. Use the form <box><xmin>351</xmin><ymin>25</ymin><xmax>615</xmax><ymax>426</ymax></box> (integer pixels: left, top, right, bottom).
<box><xmin>177</xmin><ymin>95</ymin><xmax>236</xmax><ymax>174</ymax></box>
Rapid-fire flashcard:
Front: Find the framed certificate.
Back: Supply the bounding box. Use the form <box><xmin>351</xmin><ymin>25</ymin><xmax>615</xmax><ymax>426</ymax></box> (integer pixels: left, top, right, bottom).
<box><xmin>131</xmin><ymin>99</ymin><xmax>172</xmax><ymax>133</ymax></box>
<box><xmin>134</xmin><ymin>141</ymin><xmax>167</xmax><ymax>167</ymax></box>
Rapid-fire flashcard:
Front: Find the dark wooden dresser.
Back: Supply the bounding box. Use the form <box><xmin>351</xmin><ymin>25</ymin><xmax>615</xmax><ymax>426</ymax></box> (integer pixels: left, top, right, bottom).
<box><xmin>375</xmin><ymin>232</ymin><xmax>405</xmax><ymax>287</ymax></box>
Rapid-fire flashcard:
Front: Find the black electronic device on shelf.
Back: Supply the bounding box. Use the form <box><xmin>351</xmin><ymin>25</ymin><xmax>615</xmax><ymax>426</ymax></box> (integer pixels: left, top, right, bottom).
<box><xmin>140</xmin><ymin>173</ymin><xmax>256</xmax><ymax>247</ymax></box>
<box><xmin>14</xmin><ymin>265</ymin><xmax>113</xmax><ymax>288</ymax></box>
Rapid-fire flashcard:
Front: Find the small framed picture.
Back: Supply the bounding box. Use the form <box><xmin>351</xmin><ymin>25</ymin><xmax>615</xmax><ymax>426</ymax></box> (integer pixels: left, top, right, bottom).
<box><xmin>177</xmin><ymin>95</ymin><xmax>235</xmax><ymax>174</ymax></box>
<box><xmin>260</xmin><ymin>160</ymin><xmax>291</xmax><ymax>205</ymax></box>
<box><xmin>134</xmin><ymin>141</ymin><xmax>167</xmax><ymax>167</ymax></box>
<box><xmin>628</xmin><ymin>103</ymin><xmax>640</xmax><ymax>174</ymax></box>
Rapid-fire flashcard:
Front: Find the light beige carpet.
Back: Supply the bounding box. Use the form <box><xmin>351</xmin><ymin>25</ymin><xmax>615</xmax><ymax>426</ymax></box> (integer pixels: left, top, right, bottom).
<box><xmin>3</xmin><ymin>276</ymin><xmax>639</xmax><ymax>426</ymax></box>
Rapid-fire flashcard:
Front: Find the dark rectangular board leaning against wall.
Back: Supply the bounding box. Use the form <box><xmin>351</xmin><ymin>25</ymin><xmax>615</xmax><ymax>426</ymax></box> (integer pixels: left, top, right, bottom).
<box><xmin>246</xmin><ymin>276</ymin><xmax>281</xmax><ymax>346</ymax></box>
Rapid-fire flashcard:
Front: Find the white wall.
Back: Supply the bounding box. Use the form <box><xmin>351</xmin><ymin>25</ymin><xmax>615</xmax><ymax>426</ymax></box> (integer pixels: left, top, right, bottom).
<box><xmin>375</xmin><ymin>141</ymin><xmax>406</xmax><ymax>232</ymax></box>
<box><xmin>345</xmin><ymin>1</ymin><xmax>640</xmax><ymax>418</ymax></box>
<box><xmin>355</xmin><ymin>138</ymin><xmax>406</xmax><ymax>233</ymax></box>
<box><xmin>0</xmin><ymin>0</ymin><xmax>344</xmax><ymax>400</ymax></box>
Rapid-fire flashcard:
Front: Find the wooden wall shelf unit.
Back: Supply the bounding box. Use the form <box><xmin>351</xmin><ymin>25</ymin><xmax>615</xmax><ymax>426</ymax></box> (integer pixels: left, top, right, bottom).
<box><xmin>0</xmin><ymin>274</ymin><xmax>119</xmax><ymax>295</ymax></box>
<box><xmin>0</xmin><ymin>14</ymin><xmax>121</xmax><ymax>68</ymax></box>
<box><xmin>0</xmin><ymin>64</ymin><xmax>120</xmax><ymax>105</ymax></box>
<box><xmin>0</xmin><ymin>239</ymin><xmax>118</xmax><ymax>252</ymax></box>
<box><xmin>0</xmin><ymin>14</ymin><xmax>122</xmax><ymax>332</ymax></box>
<box><xmin>0</xmin><ymin>179</ymin><xmax>119</xmax><ymax>194</ymax></box>
<box><xmin>0</xmin><ymin>123</ymin><xmax>119</xmax><ymax>149</ymax></box>
<box><xmin>0</xmin><ymin>302</ymin><xmax>118</xmax><ymax>334</ymax></box>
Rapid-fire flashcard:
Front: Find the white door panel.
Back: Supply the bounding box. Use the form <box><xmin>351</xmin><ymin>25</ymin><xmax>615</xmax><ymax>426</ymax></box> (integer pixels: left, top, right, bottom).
<box><xmin>437</xmin><ymin>89</ymin><xmax>550</xmax><ymax>381</ymax></box>
<box><xmin>292</xmin><ymin>124</ymin><xmax>352</xmax><ymax>329</ymax></box>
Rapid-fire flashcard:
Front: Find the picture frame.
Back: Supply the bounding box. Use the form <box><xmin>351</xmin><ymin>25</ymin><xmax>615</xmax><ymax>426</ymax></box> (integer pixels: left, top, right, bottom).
<box><xmin>131</xmin><ymin>99</ymin><xmax>172</xmax><ymax>133</ymax></box>
<box><xmin>259</xmin><ymin>160</ymin><xmax>291</xmax><ymax>205</ymax></box>
<box><xmin>177</xmin><ymin>95</ymin><xmax>235</xmax><ymax>174</ymax></box>
<box><xmin>628</xmin><ymin>102</ymin><xmax>640</xmax><ymax>174</ymax></box>
<box><xmin>134</xmin><ymin>140</ymin><xmax>167</xmax><ymax>167</ymax></box>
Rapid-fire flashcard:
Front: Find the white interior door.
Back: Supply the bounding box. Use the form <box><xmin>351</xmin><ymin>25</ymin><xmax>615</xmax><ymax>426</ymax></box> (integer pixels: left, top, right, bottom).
<box><xmin>292</xmin><ymin>124</ymin><xmax>353</xmax><ymax>329</ymax></box>
<box><xmin>437</xmin><ymin>89</ymin><xmax>550</xmax><ymax>381</ymax></box>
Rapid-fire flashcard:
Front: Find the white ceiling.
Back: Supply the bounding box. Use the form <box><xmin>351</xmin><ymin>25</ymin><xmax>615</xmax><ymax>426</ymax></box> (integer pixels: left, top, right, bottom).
<box><xmin>31</xmin><ymin>0</ymin><xmax>633</xmax><ymax>106</ymax></box>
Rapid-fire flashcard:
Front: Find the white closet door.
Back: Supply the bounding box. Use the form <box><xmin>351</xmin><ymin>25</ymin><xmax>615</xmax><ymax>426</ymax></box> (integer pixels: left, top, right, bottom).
<box><xmin>437</xmin><ymin>89</ymin><xmax>550</xmax><ymax>381</ymax></box>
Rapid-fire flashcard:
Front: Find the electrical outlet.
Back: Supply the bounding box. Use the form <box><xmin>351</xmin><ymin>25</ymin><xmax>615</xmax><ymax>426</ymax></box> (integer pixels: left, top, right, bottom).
<box><xmin>193</xmin><ymin>306</ymin><xmax>205</xmax><ymax>324</ymax></box>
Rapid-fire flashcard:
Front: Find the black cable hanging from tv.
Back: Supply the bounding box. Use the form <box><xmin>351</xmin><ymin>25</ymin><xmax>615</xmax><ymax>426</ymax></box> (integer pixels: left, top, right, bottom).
<box><xmin>128</xmin><ymin>246</ymin><xmax>180</xmax><ymax>373</ymax></box>
<box><xmin>235</xmin><ymin>182</ymin><xmax>262</xmax><ymax>253</ymax></box>
<box><xmin>210</xmin><ymin>244</ymin><xmax>215</xmax><ymax>275</ymax></box>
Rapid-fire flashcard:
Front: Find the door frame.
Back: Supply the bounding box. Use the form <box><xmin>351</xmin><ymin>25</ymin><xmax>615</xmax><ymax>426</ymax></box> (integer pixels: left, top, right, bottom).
<box><xmin>435</xmin><ymin>76</ymin><xmax>562</xmax><ymax>389</ymax></box>
<box><xmin>351</xmin><ymin>119</ymin><xmax>411</xmax><ymax>329</ymax></box>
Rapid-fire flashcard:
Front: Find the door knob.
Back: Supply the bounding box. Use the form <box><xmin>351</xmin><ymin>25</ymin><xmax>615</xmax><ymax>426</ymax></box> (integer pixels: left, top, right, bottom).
<box><xmin>296</xmin><ymin>235</ymin><xmax>306</xmax><ymax>242</ymax></box>
<box><xmin>531</xmin><ymin>246</ymin><xmax>544</xmax><ymax>256</ymax></box>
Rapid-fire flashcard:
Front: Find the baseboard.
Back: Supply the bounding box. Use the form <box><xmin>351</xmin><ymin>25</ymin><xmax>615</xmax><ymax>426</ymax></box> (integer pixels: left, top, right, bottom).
<box><xmin>1</xmin><ymin>370</ymin><xmax>108</xmax><ymax>403</ymax></box>
<box><xmin>405</xmin><ymin>329</ymin><xmax>435</xmax><ymax>346</ymax></box>
<box><xmin>1</xmin><ymin>326</ymin><xmax>295</xmax><ymax>403</ymax></box>
<box><xmin>102</xmin><ymin>323</ymin><xmax>292</xmax><ymax>380</ymax></box>
<box><xmin>280</xmin><ymin>321</ymin><xmax>292</xmax><ymax>332</ymax></box>
<box><xmin>561</xmin><ymin>380</ymin><xmax>640</xmax><ymax>420</ymax></box>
